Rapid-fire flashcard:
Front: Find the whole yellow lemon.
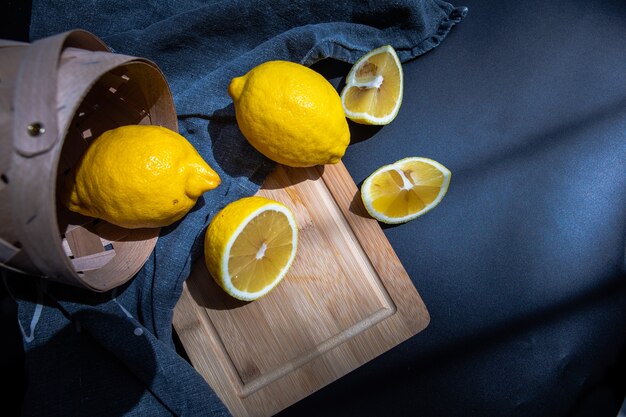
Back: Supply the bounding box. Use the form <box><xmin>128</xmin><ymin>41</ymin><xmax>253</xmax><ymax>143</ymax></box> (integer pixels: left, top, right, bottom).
<box><xmin>63</xmin><ymin>125</ymin><xmax>220</xmax><ymax>229</ymax></box>
<box><xmin>228</xmin><ymin>60</ymin><xmax>350</xmax><ymax>167</ymax></box>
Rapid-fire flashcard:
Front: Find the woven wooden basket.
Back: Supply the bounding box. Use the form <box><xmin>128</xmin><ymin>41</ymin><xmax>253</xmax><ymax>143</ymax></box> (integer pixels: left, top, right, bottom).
<box><xmin>0</xmin><ymin>30</ymin><xmax>178</xmax><ymax>291</ymax></box>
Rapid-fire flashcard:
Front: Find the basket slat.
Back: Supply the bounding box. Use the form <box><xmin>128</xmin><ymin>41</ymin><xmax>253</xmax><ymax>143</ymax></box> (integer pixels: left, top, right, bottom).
<box><xmin>0</xmin><ymin>237</ymin><xmax>20</xmax><ymax>263</ymax></box>
<box><xmin>72</xmin><ymin>250</ymin><xmax>116</xmax><ymax>272</ymax></box>
<box><xmin>65</xmin><ymin>226</ymin><xmax>106</xmax><ymax>258</ymax></box>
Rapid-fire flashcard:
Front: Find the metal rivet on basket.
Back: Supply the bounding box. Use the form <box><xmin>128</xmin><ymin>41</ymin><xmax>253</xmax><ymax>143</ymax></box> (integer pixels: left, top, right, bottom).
<box><xmin>27</xmin><ymin>122</ymin><xmax>46</xmax><ymax>137</ymax></box>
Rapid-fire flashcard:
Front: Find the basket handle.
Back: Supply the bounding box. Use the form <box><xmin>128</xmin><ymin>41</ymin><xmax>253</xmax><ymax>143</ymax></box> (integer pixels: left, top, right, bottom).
<box><xmin>12</xmin><ymin>30</ymin><xmax>108</xmax><ymax>157</ymax></box>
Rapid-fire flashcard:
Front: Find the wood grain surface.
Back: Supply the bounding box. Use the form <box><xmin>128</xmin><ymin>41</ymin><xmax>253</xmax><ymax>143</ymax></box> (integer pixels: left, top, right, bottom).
<box><xmin>173</xmin><ymin>161</ymin><xmax>429</xmax><ymax>417</ymax></box>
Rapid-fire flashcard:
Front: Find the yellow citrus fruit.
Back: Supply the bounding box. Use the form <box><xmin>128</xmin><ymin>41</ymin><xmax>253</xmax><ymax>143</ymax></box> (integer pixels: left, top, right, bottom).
<box><xmin>341</xmin><ymin>45</ymin><xmax>404</xmax><ymax>125</ymax></box>
<box><xmin>63</xmin><ymin>125</ymin><xmax>221</xmax><ymax>229</ymax></box>
<box><xmin>228</xmin><ymin>60</ymin><xmax>350</xmax><ymax>167</ymax></box>
<box><xmin>361</xmin><ymin>157</ymin><xmax>451</xmax><ymax>224</ymax></box>
<box><xmin>204</xmin><ymin>196</ymin><xmax>298</xmax><ymax>301</ymax></box>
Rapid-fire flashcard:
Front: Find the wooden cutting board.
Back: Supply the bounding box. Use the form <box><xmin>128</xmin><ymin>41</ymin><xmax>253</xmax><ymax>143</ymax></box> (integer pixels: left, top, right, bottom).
<box><xmin>173</xmin><ymin>161</ymin><xmax>429</xmax><ymax>417</ymax></box>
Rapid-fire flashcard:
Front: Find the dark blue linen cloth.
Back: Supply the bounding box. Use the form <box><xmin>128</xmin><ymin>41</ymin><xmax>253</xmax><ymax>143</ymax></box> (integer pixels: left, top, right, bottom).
<box><xmin>5</xmin><ymin>1</ymin><xmax>466</xmax><ymax>416</ymax></box>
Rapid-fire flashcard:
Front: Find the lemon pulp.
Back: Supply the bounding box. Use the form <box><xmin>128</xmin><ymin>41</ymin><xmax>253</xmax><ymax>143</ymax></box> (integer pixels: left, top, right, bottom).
<box><xmin>229</xmin><ymin>209</ymin><xmax>294</xmax><ymax>293</ymax></box>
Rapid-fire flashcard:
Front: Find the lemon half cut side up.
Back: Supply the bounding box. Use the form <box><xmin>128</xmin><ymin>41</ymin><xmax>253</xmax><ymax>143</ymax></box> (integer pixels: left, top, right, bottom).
<box><xmin>204</xmin><ymin>196</ymin><xmax>298</xmax><ymax>301</ymax></box>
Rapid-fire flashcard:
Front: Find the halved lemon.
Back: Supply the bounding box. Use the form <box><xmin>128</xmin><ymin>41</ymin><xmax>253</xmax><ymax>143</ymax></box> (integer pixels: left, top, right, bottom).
<box><xmin>204</xmin><ymin>196</ymin><xmax>298</xmax><ymax>301</ymax></box>
<box><xmin>361</xmin><ymin>157</ymin><xmax>451</xmax><ymax>224</ymax></box>
<box><xmin>341</xmin><ymin>45</ymin><xmax>403</xmax><ymax>125</ymax></box>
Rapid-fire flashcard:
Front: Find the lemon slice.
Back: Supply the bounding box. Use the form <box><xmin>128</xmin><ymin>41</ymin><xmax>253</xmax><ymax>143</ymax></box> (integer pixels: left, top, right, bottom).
<box><xmin>204</xmin><ymin>196</ymin><xmax>298</xmax><ymax>301</ymax></box>
<box><xmin>341</xmin><ymin>45</ymin><xmax>404</xmax><ymax>125</ymax></box>
<box><xmin>361</xmin><ymin>157</ymin><xmax>451</xmax><ymax>224</ymax></box>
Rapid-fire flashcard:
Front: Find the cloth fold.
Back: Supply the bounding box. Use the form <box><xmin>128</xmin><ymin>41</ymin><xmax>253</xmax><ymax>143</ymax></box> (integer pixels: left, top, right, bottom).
<box><xmin>6</xmin><ymin>1</ymin><xmax>466</xmax><ymax>416</ymax></box>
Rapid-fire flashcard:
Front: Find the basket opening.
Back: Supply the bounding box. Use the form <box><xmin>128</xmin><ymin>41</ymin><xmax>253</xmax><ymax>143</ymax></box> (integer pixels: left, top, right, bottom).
<box><xmin>54</xmin><ymin>61</ymin><xmax>172</xmax><ymax>290</ymax></box>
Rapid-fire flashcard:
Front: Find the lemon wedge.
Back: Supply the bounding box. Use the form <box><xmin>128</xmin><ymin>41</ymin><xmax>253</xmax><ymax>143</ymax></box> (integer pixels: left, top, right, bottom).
<box><xmin>341</xmin><ymin>45</ymin><xmax>403</xmax><ymax>125</ymax></box>
<box><xmin>361</xmin><ymin>157</ymin><xmax>451</xmax><ymax>224</ymax></box>
<box><xmin>204</xmin><ymin>196</ymin><xmax>298</xmax><ymax>301</ymax></box>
